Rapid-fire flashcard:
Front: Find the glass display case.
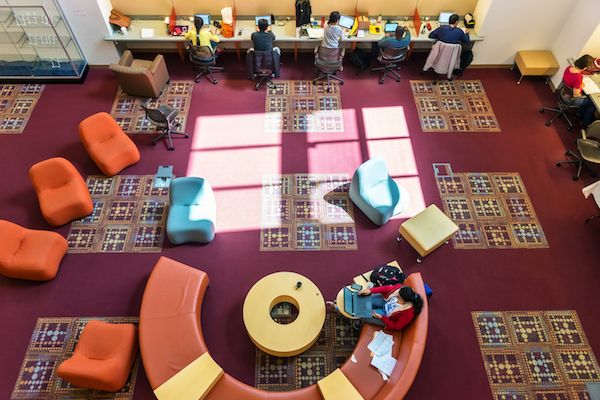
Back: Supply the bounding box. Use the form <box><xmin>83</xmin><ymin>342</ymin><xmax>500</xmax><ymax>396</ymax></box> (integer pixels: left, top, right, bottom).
<box><xmin>0</xmin><ymin>0</ymin><xmax>88</xmax><ymax>82</ymax></box>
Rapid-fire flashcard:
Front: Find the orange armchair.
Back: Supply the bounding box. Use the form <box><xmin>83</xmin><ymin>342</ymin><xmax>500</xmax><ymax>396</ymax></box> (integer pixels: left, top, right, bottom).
<box><xmin>29</xmin><ymin>157</ymin><xmax>93</xmax><ymax>227</ymax></box>
<box><xmin>56</xmin><ymin>320</ymin><xmax>139</xmax><ymax>392</ymax></box>
<box><xmin>109</xmin><ymin>50</ymin><xmax>170</xmax><ymax>98</ymax></box>
<box><xmin>79</xmin><ymin>112</ymin><xmax>140</xmax><ymax>177</ymax></box>
<box><xmin>0</xmin><ymin>220</ymin><xmax>68</xmax><ymax>281</ymax></box>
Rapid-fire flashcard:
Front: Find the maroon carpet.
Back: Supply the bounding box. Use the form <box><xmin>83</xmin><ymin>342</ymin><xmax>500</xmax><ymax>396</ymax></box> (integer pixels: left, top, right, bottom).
<box><xmin>1</xmin><ymin>50</ymin><xmax>600</xmax><ymax>400</ymax></box>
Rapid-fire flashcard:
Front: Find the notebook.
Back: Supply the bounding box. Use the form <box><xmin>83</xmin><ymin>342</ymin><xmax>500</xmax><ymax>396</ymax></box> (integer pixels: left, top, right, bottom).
<box><xmin>306</xmin><ymin>28</ymin><xmax>324</xmax><ymax>39</ymax></box>
<box><xmin>343</xmin><ymin>287</ymin><xmax>373</xmax><ymax>318</ymax></box>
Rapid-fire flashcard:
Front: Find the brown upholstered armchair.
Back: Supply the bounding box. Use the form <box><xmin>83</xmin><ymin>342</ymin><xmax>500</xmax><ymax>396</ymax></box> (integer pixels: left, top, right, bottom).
<box><xmin>109</xmin><ymin>50</ymin><xmax>170</xmax><ymax>98</ymax></box>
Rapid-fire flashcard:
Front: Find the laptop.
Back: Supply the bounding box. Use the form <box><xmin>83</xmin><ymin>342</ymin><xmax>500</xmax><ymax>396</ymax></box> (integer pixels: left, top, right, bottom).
<box><xmin>194</xmin><ymin>14</ymin><xmax>210</xmax><ymax>29</ymax></box>
<box><xmin>343</xmin><ymin>286</ymin><xmax>373</xmax><ymax>318</ymax></box>
<box><xmin>255</xmin><ymin>15</ymin><xmax>271</xmax><ymax>26</ymax></box>
<box><xmin>338</xmin><ymin>15</ymin><xmax>355</xmax><ymax>30</ymax></box>
<box><xmin>384</xmin><ymin>22</ymin><xmax>398</xmax><ymax>33</ymax></box>
<box><xmin>438</xmin><ymin>12</ymin><xmax>453</xmax><ymax>24</ymax></box>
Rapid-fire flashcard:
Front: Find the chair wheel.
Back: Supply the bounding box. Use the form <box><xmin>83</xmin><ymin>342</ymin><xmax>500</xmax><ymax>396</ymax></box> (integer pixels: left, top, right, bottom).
<box><xmin>557</xmin><ymin>163</ymin><xmax>562</xmax><ymax>166</ymax></box>
<box><xmin>196</xmin><ymin>79</ymin><xmax>200</xmax><ymax>83</ymax></box>
<box><xmin>396</xmin><ymin>79</ymin><xmax>401</xmax><ymax>82</ymax></box>
<box><xmin>416</xmin><ymin>258</ymin><xmax>422</xmax><ymax>263</ymax></box>
<box><xmin>573</xmin><ymin>176</ymin><xmax>578</xmax><ymax>180</ymax></box>
<box><xmin>380</xmin><ymin>80</ymin><xmax>384</xmax><ymax>84</ymax></box>
<box><xmin>567</xmin><ymin>126</ymin><xmax>572</xmax><ymax>131</ymax></box>
<box><xmin>593</xmin><ymin>173</ymin><xmax>598</xmax><ymax>178</ymax></box>
<box><xmin>540</xmin><ymin>109</ymin><xmax>544</xmax><ymax>113</ymax></box>
<box><xmin>169</xmin><ymin>147</ymin><xmax>175</xmax><ymax>151</ymax></box>
<box><xmin>340</xmin><ymin>81</ymin><xmax>344</xmax><ymax>85</ymax></box>
<box><xmin>546</xmin><ymin>122</ymin><xmax>551</xmax><ymax>126</ymax></box>
<box><xmin>153</xmin><ymin>142</ymin><xmax>157</xmax><ymax>146</ymax></box>
<box><xmin>419</xmin><ymin>71</ymin><xmax>424</xmax><ymax>76</ymax></box>
<box><xmin>370</xmin><ymin>71</ymin><xmax>374</xmax><ymax>75</ymax></box>
<box><xmin>254</xmin><ymin>87</ymin><xmax>259</xmax><ymax>91</ymax></box>
<box><xmin>213</xmin><ymin>80</ymin><xmax>217</xmax><ymax>84</ymax></box>
<box><xmin>397</xmin><ymin>236</ymin><xmax>402</xmax><ymax>242</ymax></box>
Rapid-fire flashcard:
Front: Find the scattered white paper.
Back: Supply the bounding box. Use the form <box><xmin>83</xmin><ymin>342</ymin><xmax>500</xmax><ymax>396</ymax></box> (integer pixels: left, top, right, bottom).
<box><xmin>367</xmin><ymin>330</ymin><xmax>395</xmax><ymax>357</ymax></box>
<box><xmin>379</xmin><ymin>370</ymin><xmax>389</xmax><ymax>381</ymax></box>
<box><xmin>351</xmin><ymin>354</ymin><xmax>357</xmax><ymax>363</ymax></box>
<box><xmin>583</xmin><ymin>77</ymin><xmax>600</xmax><ymax>95</ymax></box>
<box><xmin>371</xmin><ymin>353</ymin><xmax>397</xmax><ymax>377</ymax></box>
<box><xmin>357</xmin><ymin>30</ymin><xmax>365</xmax><ymax>38</ymax></box>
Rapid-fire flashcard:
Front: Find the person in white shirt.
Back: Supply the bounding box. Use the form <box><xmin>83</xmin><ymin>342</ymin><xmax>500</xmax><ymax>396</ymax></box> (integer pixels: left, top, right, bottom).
<box><xmin>322</xmin><ymin>11</ymin><xmax>346</xmax><ymax>49</ymax></box>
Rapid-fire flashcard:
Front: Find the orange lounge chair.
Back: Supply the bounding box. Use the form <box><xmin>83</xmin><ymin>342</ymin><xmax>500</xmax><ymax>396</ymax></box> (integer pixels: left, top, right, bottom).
<box><xmin>79</xmin><ymin>112</ymin><xmax>140</xmax><ymax>177</ymax></box>
<box><xmin>0</xmin><ymin>220</ymin><xmax>68</xmax><ymax>281</ymax></box>
<box><xmin>29</xmin><ymin>157</ymin><xmax>93</xmax><ymax>227</ymax></box>
<box><xmin>56</xmin><ymin>320</ymin><xmax>139</xmax><ymax>392</ymax></box>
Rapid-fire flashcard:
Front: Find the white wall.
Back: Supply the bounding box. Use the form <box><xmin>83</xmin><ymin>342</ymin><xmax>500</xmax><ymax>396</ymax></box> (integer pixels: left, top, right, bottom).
<box><xmin>550</xmin><ymin>0</ymin><xmax>600</xmax><ymax>87</ymax></box>
<box><xmin>58</xmin><ymin>0</ymin><xmax>120</xmax><ymax>65</ymax></box>
<box><xmin>473</xmin><ymin>0</ymin><xmax>580</xmax><ymax>65</ymax></box>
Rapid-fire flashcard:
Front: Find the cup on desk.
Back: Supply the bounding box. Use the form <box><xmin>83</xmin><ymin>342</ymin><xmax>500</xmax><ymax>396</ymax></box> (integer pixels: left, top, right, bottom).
<box><xmin>121</xmin><ymin>26</ymin><xmax>127</xmax><ymax>34</ymax></box>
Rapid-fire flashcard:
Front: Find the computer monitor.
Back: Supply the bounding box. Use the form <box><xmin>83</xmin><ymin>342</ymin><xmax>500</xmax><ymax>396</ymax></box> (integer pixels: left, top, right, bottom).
<box><xmin>384</xmin><ymin>23</ymin><xmax>398</xmax><ymax>33</ymax></box>
<box><xmin>438</xmin><ymin>12</ymin><xmax>453</xmax><ymax>24</ymax></box>
<box><xmin>255</xmin><ymin>16</ymin><xmax>271</xmax><ymax>26</ymax></box>
<box><xmin>194</xmin><ymin>14</ymin><xmax>210</xmax><ymax>26</ymax></box>
<box><xmin>338</xmin><ymin>15</ymin><xmax>355</xmax><ymax>30</ymax></box>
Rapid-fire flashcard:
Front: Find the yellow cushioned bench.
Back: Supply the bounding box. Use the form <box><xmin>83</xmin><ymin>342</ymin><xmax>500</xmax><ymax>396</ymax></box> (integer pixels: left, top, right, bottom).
<box><xmin>397</xmin><ymin>204</ymin><xmax>458</xmax><ymax>262</ymax></box>
<box><xmin>513</xmin><ymin>51</ymin><xmax>559</xmax><ymax>84</ymax></box>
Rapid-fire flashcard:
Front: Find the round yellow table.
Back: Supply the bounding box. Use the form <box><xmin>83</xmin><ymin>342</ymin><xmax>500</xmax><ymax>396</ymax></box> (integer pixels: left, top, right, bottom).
<box><xmin>243</xmin><ymin>272</ymin><xmax>325</xmax><ymax>357</ymax></box>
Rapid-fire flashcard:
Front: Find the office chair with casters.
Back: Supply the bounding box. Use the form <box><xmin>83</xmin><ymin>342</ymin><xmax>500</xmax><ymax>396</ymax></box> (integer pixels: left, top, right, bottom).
<box><xmin>247</xmin><ymin>50</ymin><xmax>280</xmax><ymax>91</ymax></box>
<box><xmin>557</xmin><ymin>121</ymin><xmax>600</xmax><ymax>180</ymax></box>
<box><xmin>187</xmin><ymin>45</ymin><xmax>224</xmax><ymax>84</ymax></box>
<box><xmin>313</xmin><ymin>45</ymin><xmax>345</xmax><ymax>92</ymax></box>
<box><xmin>540</xmin><ymin>83</ymin><xmax>578</xmax><ymax>131</ymax></box>
<box><xmin>141</xmin><ymin>99</ymin><xmax>189</xmax><ymax>151</ymax></box>
<box><xmin>370</xmin><ymin>46</ymin><xmax>408</xmax><ymax>84</ymax></box>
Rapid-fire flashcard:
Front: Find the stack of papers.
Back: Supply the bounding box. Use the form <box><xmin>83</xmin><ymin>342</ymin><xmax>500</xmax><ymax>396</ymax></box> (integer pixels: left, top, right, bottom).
<box><xmin>306</xmin><ymin>28</ymin><xmax>324</xmax><ymax>39</ymax></box>
<box><xmin>583</xmin><ymin>77</ymin><xmax>600</xmax><ymax>95</ymax></box>
<box><xmin>141</xmin><ymin>28</ymin><xmax>155</xmax><ymax>38</ymax></box>
<box><xmin>367</xmin><ymin>330</ymin><xmax>397</xmax><ymax>380</ymax></box>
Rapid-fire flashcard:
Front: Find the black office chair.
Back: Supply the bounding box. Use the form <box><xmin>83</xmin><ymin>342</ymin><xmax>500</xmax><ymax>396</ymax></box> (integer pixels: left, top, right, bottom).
<box><xmin>557</xmin><ymin>121</ymin><xmax>600</xmax><ymax>180</ymax></box>
<box><xmin>141</xmin><ymin>99</ymin><xmax>189</xmax><ymax>150</ymax></box>
<box><xmin>370</xmin><ymin>46</ymin><xmax>409</xmax><ymax>84</ymax></box>
<box><xmin>187</xmin><ymin>44</ymin><xmax>225</xmax><ymax>84</ymax></box>
<box><xmin>247</xmin><ymin>50</ymin><xmax>279</xmax><ymax>91</ymax></box>
<box><xmin>540</xmin><ymin>83</ymin><xmax>578</xmax><ymax>131</ymax></box>
<box><xmin>313</xmin><ymin>45</ymin><xmax>345</xmax><ymax>92</ymax></box>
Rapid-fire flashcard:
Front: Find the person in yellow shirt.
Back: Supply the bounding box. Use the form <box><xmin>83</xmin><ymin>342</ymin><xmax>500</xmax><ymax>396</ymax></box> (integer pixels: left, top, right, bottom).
<box><xmin>185</xmin><ymin>16</ymin><xmax>222</xmax><ymax>53</ymax></box>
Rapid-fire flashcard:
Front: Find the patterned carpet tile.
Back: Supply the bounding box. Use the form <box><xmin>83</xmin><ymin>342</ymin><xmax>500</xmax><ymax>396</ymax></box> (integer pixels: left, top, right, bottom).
<box><xmin>260</xmin><ymin>174</ymin><xmax>357</xmax><ymax>251</ymax></box>
<box><xmin>0</xmin><ymin>84</ymin><xmax>44</xmax><ymax>134</ymax></box>
<box><xmin>110</xmin><ymin>80</ymin><xmax>194</xmax><ymax>134</ymax></box>
<box><xmin>410</xmin><ymin>80</ymin><xmax>501</xmax><ymax>132</ymax></box>
<box><xmin>255</xmin><ymin>313</ymin><xmax>359</xmax><ymax>391</ymax></box>
<box><xmin>11</xmin><ymin>316</ymin><xmax>140</xmax><ymax>400</ymax></box>
<box><xmin>265</xmin><ymin>80</ymin><xmax>343</xmax><ymax>133</ymax></box>
<box><xmin>435</xmin><ymin>169</ymin><xmax>548</xmax><ymax>250</ymax></box>
<box><xmin>66</xmin><ymin>175</ymin><xmax>168</xmax><ymax>253</ymax></box>
<box><xmin>472</xmin><ymin>311</ymin><xmax>600</xmax><ymax>399</ymax></box>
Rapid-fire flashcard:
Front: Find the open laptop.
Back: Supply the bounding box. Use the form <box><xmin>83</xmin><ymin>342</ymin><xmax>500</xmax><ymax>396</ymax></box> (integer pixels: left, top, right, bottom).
<box><xmin>438</xmin><ymin>12</ymin><xmax>453</xmax><ymax>24</ymax></box>
<box><xmin>255</xmin><ymin>15</ymin><xmax>271</xmax><ymax>26</ymax></box>
<box><xmin>338</xmin><ymin>15</ymin><xmax>355</xmax><ymax>30</ymax></box>
<box><xmin>343</xmin><ymin>286</ymin><xmax>373</xmax><ymax>318</ymax></box>
<box><xmin>384</xmin><ymin>22</ymin><xmax>398</xmax><ymax>33</ymax></box>
<box><xmin>194</xmin><ymin>14</ymin><xmax>211</xmax><ymax>29</ymax></box>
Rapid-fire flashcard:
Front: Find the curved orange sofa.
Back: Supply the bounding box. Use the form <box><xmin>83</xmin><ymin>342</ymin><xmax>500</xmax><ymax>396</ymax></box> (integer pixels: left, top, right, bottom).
<box><xmin>139</xmin><ymin>257</ymin><xmax>428</xmax><ymax>400</ymax></box>
<box><xmin>29</xmin><ymin>157</ymin><xmax>94</xmax><ymax>227</ymax></box>
<box><xmin>79</xmin><ymin>112</ymin><xmax>140</xmax><ymax>177</ymax></box>
<box><xmin>0</xmin><ymin>220</ymin><xmax>68</xmax><ymax>281</ymax></box>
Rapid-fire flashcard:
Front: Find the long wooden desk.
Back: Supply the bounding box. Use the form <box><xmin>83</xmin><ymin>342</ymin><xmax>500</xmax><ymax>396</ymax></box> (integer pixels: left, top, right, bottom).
<box><xmin>104</xmin><ymin>17</ymin><xmax>483</xmax><ymax>61</ymax></box>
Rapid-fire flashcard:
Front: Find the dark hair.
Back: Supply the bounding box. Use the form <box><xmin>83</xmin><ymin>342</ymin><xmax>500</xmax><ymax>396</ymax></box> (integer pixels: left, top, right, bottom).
<box><xmin>258</xmin><ymin>18</ymin><xmax>268</xmax><ymax>32</ymax></box>
<box><xmin>395</xmin><ymin>26</ymin><xmax>405</xmax><ymax>40</ymax></box>
<box><xmin>575</xmin><ymin>55</ymin><xmax>594</xmax><ymax>70</ymax></box>
<box><xmin>400</xmin><ymin>286</ymin><xmax>424</xmax><ymax>316</ymax></box>
<box><xmin>194</xmin><ymin>17</ymin><xmax>204</xmax><ymax>31</ymax></box>
<box><xmin>449</xmin><ymin>14</ymin><xmax>460</xmax><ymax>25</ymax></box>
<box><xmin>329</xmin><ymin>11</ymin><xmax>340</xmax><ymax>24</ymax></box>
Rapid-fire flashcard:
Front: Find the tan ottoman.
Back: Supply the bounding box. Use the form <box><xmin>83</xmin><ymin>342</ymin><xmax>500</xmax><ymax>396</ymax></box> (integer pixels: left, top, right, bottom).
<box><xmin>397</xmin><ymin>204</ymin><xmax>458</xmax><ymax>262</ymax></box>
<box><xmin>512</xmin><ymin>51</ymin><xmax>559</xmax><ymax>84</ymax></box>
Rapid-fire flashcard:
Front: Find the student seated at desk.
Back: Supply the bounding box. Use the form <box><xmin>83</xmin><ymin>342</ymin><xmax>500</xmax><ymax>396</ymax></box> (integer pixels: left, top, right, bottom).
<box><xmin>248</xmin><ymin>18</ymin><xmax>281</xmax><ymax>55</ymax></box>
<box><xmin>564</xmin><ymin>54</ymin><xmax>597</xmax><ymax>128</ymax></box>
<box><xmin>373</xmin><ymin>26</ymin><xmax>411</xmax><ymax>57</ymax></box>
<box><xmin>322</xmin><ymin>11</ymin><xmax>346</xmax><ymax>49</ymax></box>
<box><xmin>429</xmin><ymin>13</ymin><xmax>469</xmax><ymax>44</ymax></box>
<box><xmin>185</xmin><ymin>16</ymin><xmax>223</xmax><ymax>54</ymax></box>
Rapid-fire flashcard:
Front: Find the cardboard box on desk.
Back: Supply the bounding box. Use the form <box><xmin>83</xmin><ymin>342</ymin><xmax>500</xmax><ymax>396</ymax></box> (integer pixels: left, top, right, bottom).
<box><xmin>357</xmin><ymin>14</ymin><xmax>369</xmax><ymax>30</ymax></box>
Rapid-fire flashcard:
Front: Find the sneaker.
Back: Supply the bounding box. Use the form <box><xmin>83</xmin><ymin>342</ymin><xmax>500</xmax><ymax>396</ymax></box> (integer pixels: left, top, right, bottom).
<box><xmin>216</xmin><ymin>48</ymin><xmax>225</xmax><ymax>55</ymax></box>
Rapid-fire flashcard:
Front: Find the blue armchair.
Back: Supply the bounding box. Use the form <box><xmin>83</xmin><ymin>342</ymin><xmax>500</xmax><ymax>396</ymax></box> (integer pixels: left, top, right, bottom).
<box><xmin>166</xmin><ymin>177</ymin><xmax>216</xmax><ymax>244</ymax></box>
<box><xmin>349</xmin><ymin>157</ymin><xmax>410</xmax><ymax>226</ymax></box>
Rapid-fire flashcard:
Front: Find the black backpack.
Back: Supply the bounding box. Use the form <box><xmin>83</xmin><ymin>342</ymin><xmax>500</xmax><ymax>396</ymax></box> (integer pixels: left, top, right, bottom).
<box><xmin>370</xmin><ymin>264</ymin><xmax>406</xmax><ymax>287</ymax></box>
<box><xmin>295</xmin><ymin>0</ymin><xmax>311</xmax><ymax>27</ymax></box>
<box><xmin>455</xmin><ymin>50</ymin><xmax>473</xmax><ymax>77</ymax></box>
<box><xmin>350</xmin><ymin>48</ymin><xmax>371</xmax><ymax>74</ymax></box>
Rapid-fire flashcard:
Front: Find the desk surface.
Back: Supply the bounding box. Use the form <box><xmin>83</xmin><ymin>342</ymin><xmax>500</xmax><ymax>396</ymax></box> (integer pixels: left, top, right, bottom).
<box><xmin>105</xmin><ymin>18</ymin><xmax>483</xmax><ymax>44</ymax></box>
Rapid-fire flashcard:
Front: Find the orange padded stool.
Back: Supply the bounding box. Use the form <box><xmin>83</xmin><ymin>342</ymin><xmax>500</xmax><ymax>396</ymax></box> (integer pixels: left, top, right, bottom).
<box><xmin>29</xmin><ymin>157</ymin><xmax>93</xmax><ymax>227</ymax></box>
<box><xmin>79</xmin><ymin>112</ymin><xmax>140</xmax><ymax>177</ymax></box>
<box><xmin>56</xmin><ymin>320</ymin><xmax>139</xmax><ymax>392</ymax></box>
<box><xmin>0</xmin><ymin>220</ymin><xmax>68</xmax><ymax>281</ymax></box>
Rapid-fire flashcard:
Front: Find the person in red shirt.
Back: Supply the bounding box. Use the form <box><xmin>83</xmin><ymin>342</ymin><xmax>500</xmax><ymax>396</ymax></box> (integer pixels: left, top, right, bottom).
<box><xmin>563</xmin><ymin>54</ymin><xmax>596</xmax><ymax>128</ymax></box>
<box><xmin>357</xmin><ymin>284</ymin><xmax>423</xmax><ymax>331</ymax></box>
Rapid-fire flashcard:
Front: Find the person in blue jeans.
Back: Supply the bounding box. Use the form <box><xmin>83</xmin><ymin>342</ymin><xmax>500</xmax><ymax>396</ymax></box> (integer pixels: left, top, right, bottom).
<box><xmin>563</xmin><ymin>55</ymin><xmax>596</xmax><ymax>128</ymax></box>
